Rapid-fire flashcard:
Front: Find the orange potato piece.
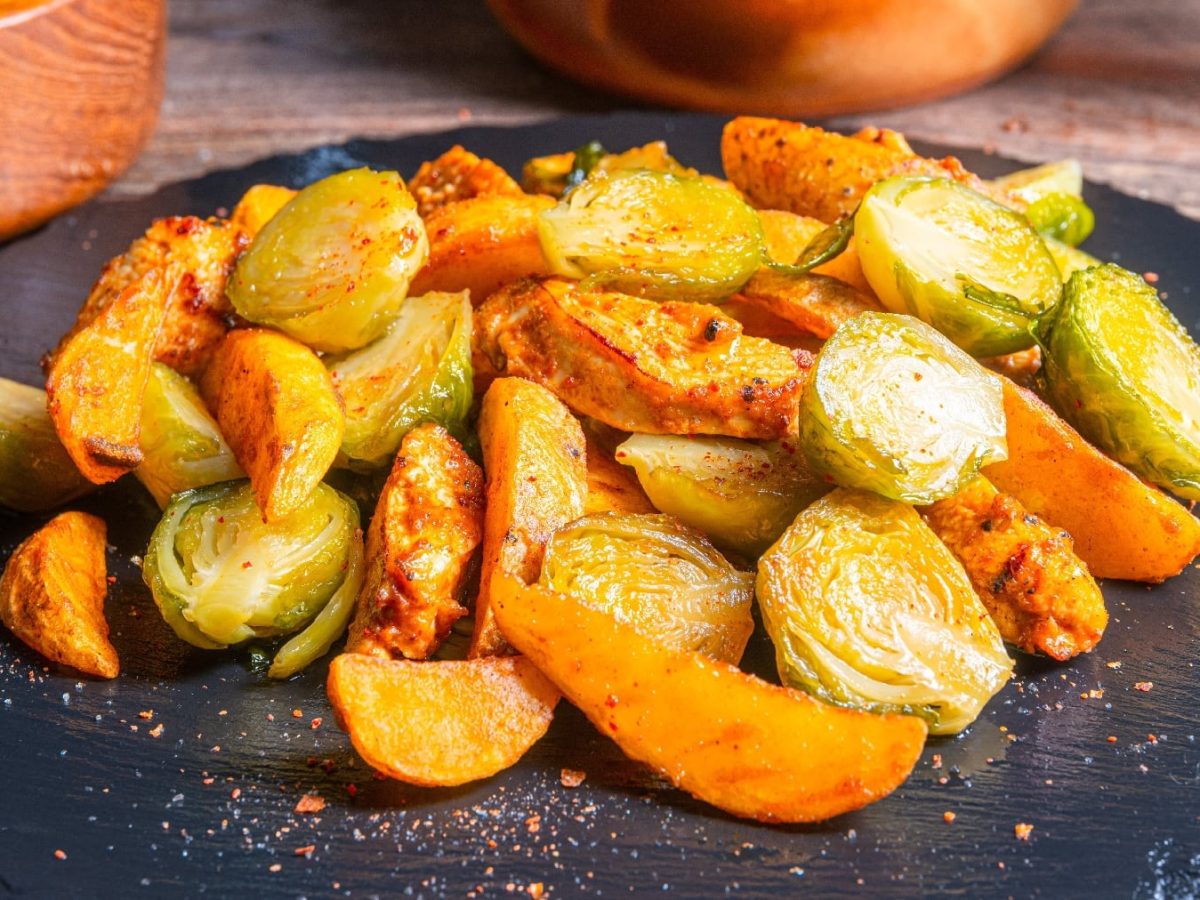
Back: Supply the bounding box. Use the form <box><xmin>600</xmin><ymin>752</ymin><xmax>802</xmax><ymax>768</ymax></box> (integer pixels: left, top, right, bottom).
<box><xmin>407</xmin><ymin>145</ymin><xmax>524</xmax><ymax>218</ymax></box>
<box><xmin>472</xmin><ymin>377</ymin><xmax>587</xmax><ymax>658</ymax></box>
<box><xmin>327</xmin><ymin>653</ymin><xmax>559</xmax><ymax>787</ymax></box>
<box><xmin>201</xmin><ymin>328</ymin><xmax>344</xmax><ymax>522</ymax></box>
<box><xmin>757</xmin><ymin>209</ymin><xmax>874</xmax><ymax>296</ymax></box>
<box><xmin>734</xmin><ymin>268</ymin><xmax>882</xmax><ymax>340</ymax></box>
<box><xmin>345</xmin><ymin>424</ymin><xmax>485</xmax><ymax>660</ymax></box>
<box><xmin>0</xmin><ymin>511</ymin><xmax>117</xmax><ymax>678</ymax></box>
<box><xmin>492</xmin><ymin>574</ymin><xmax>927</xmax><ymax>823</ymax></box>
<box><xmin>45</xmin><ymin>269</ymin><xmax>169</xmax><ymax>483</ymax></box>
<box><xmin>983</xmin><ymin>379</ymin><xmax>1200</xmax><ymax>582</ymax></box>
<box><xmin>583</xmin><ymin>434</ymin><xmax>655</xmax><ymax>515</ymax></box>
<box><xmin>409</xmin><ymin>193</ymin><xmax>555</xmax><ymax>304</ymax></box>
<box><xmin>229</xmin><ymin>184</ymin><xmax>297</xmax><ymax>238</ymax></box>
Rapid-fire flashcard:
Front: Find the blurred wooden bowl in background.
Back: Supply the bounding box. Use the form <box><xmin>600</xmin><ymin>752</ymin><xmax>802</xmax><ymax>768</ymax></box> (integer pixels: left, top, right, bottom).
<box><xmin>487</xmin><ymin>0</ymin><xmax>1078</xmax><ymax>118</ymax></box>
<box><xmin>0</xmin><ymin>0</ymin><xmax>165</xmax><ymax>241</ymax></box>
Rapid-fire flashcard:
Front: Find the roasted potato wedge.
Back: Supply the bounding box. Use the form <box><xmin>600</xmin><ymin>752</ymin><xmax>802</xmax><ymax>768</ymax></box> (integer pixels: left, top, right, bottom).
<box><xmin>410</xmin><ymin>193</ymin><xmax>555</xmax><ymax>303</ymax></box>
<box><xmin>734</xmin><ymin>268</ymin><xmax>881</xmax><ymax>340</ymax></box>
<box><xmin>228</xmin><ymin>183</ymin><xmax>297</xmax><ymax>238</ymax></box>
<box><xmin>583</xmin><ymin>434</ymin><xmax>655</xmax><ymax>515</ymax></box>
<box><xmin>327</xmin><ymin>653</ymin><xmax>559</xmax><ymax>787</ymax></box>
<box><xmin>0</xmin><ymin>378</ymin><xmax>92</xmax><ymax>512</ymax></box>
<box><xmin>0</xmin><ymin>511</ymin><xmax>117</xmax><ymax>678</ymax></box>
<box><xmin>200</xmin><ymin>328</ymin><xmax>345</xmax><ymax>522</ymax></box>
<box><xmin>922</xmin><ymin>476</ymin><xmax>1107</xmax><ymax>661</ymax></box>
<box><xmin>492</xmin><ymin>574</ymin><xmax>927</xmax><ymax>823</ymax></box>
<box><xmin>46</xmin><ymin>269</ymin><xmax>170</xmax><ymax>484</ymax></box>
<box><xmin>757</xmin><ymin>209</ymin><xmax>874</xmax><ymax>295</ymax></box>
<box><xmin>472</xmin><ymin>377</ymin><xmax>587</xmax><ymax>657</ymax></box>
<box><xmin>408</xmin><ymin>145</ymin><xmax>524</xmax><ymax>218</ymax></box>
<box><xmin>345</xmin><ymin>424</ymin><xmax>485</xmax><ymax>660</ymax></box>
<box><xmin>477</xmin><ymin>278</ymin><xmax>805</xmax><ymax>439</ymax></box>
<box><xmin>983</xmin><ymin>379</ymin><xmax>1200</xmax><ymax>582</ymax></box>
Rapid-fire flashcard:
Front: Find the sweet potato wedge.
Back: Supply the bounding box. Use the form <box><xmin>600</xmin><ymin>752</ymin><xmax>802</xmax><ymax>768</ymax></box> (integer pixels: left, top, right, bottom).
<box><xmin>409</xmin><ymin>193</ymin><xmax>555</xmax><ymax>303</ymax></box>
<box><xmin>345</xmin><ymin>424</ymin><xmax>485</xmax><ymax>660</ymax></box>
<box><xmin>583</xmin><ymin>434</ymin><xmax>655</xmax><ymax>515</ymax></box>
<box><xmin>45</xmin><ymin>269</ymin><xmax>170</xmax><ymax>484</ymax></box>
<box><xmin>229</xmin><ymin>184</ymin><xmax>298</xmax><ymax>238</ymax></box>
<box><xmin>734</xmin><ymin>268</ymin><xmax>882</xmax><ymax>340</ymax></box>
<box><xmin>492</xmin><ymin>574</ymin><xmax>927</xmax><ymax>823</ymax></box>
<box><xmin>200</xmin><ymin>328</ymin><xmax>345</xmax><ymax>522</ymax></box>
<box><xmin>472</xmin><ymin>377</ymin><xmax>587</xmax><ymax>658</ymax></box>
<box><xmin>0</xmin><ymin>511</ymin><xmax>117</xmax><ymax>678</ymax></box>
<box><xmin>407</xmin><ymin>145</ymin><xmax>524</xmax><ymax>218</ymax></box>
<box><xmin>983</xmin><ymin>379</ymin><xmax>1200</xmax><ymax>582</ymax></box>
<box><xmin>327</xmin><ymin>653</ymin><xmax>559</xmax><ymax>787</ymax></box>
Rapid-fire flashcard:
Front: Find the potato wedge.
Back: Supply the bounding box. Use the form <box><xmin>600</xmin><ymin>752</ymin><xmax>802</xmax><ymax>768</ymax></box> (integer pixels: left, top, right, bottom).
<box><xmin>757</xmin><ymin>209</ymin><xmax>874</xmax><ymax>295</ymax></box>
<box><xmin>345</xmin><ymin>424</ymin><xmax>485</xmax><ymax>660</ymax></box>
<box><xmin>476</xmin><ymin>278</ymin><xmax>805</xmax><ymax>439</ymax></box>
<box><xmin>46</xmin><ymin>269</ymin><xmax>170</xmax><ymax>484</ymax></box>
<box><xmin>734</xmin><ymin>268</ymin><xmax>882</xmax><ymax>340</ymax></box>
<box><xmin>409</xmin><ymin>193</ymin><xmax>555</xmax><ymax>303</ymax></box>
<box><xmin>408</xmin><ymin>145</ymin><xmax>524</xmax><ymax>218</ymax></box>
<box><xmin>583</xmin><ymin>434</ymin><xmax>655</xmax><ymax>515</ymax></box>
<box><xmin>721</xmin><ymin>117</ymin><xmax>1001</xmax><ymax>223</ymax></box>
<box><xmin>0</xmin><ymin>511</ymin><xmax>117</xmax><ymax>678</ymax></box>
<box><xmin>200</xmin><ymin>328</ymin><xmax>345</xmax><ymax>522</ymax></box>
<box><xmin>472</xmin><ymin>377</ymin><xmax>587</xmax><ymax>657</ymax></box>
<box><xmin>327</xmin><ymin>653</ymin><xmax>559</xmax><ymax>787</ymax></box>
<box><xmin>492</xmin><ymin>574</ymin><xmax>927</xmax><ymax>823</ymax></box>
<box><xmin>983</xmin><ymin>379</ymin><xmax>1200</xmax><ymax>582</ymax></box>
<box><xmin>229</xmin><ymin>184</ymin><xmax>297</xmax><ymax>238</ymax></box>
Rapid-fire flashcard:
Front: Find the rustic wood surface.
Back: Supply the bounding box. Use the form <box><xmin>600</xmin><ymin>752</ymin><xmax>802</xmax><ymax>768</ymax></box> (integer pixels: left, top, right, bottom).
<box><xmin>108</xmin><ymin>0</ymin><xmax>1198</xmax><ymax>217</ymax></box>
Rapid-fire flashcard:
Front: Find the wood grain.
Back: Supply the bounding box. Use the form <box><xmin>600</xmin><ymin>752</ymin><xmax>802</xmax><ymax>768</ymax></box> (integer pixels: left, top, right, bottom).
<box><xmin>103</xmin><ymin>0</ymin><xmax>1198</xmax><ymax>219</ymax></box>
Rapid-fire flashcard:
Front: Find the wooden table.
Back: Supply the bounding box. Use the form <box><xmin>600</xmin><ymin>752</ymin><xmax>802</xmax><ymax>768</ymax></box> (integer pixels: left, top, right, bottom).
<box><xmin>112</xmin><ymin>0</ymin><xmax>1198</xmax><ymax>217</ymax></box>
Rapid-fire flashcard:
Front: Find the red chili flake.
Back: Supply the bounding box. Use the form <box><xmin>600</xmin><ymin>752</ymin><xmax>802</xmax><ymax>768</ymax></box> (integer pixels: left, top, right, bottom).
<box><xmin>1107</xmin><ymin>736</ymin><xmax>1118</xmax><ymax>744</ymax></box>
<box><xmin>266</xmin><ymin>713</ymin><xmax>274</xmax><ymax>722</ymax></box>
<box><xmin>202</xmin><ymin>777</ymin><xmax>215</xmax><ymax>786</ymax></box>
<box><xmin>241</xmin><ymin>561</ymin><xmax>253</xmax><ymax>569</ymax></box>
<box><xmin>931</xmin><ymin>754</ymin><xmax>943</xmax><ymax>769</ymax></box>
<box><xmin>148</xmin><ymin>724</ymin><xmax>164</xmax><ymax>739</ymax></box>
<box><xmin>294</xmin><ymin>845</ymin><xmax>316</xmax><ymax>857</ymax></box>
<box><xmin>1148</xmin><ymin>734</ymin><xmax>1159</xmax><ymax>744</ymax></box>
<box><xmin>1144</xmin><ymin>272</ymin><xmax>1160</xmax><ymax>284</ymax></box>
<box><xmin>306</xmin><ymin>756</ymin><xmax>319</xmax><ymax>768</ymax></box>
<box><xmin>604</xmin><ymin>694</ymin><xmax>619</xmax><ymax>708</ymax></box>
<box><xmin>560</xmin><ymin>768</ymin><xmax>586</xmax><ymax>788</ymax></box>
<box><xmin>106</xmin><ymin>576</ymin><xmax>117</xmax><ymax>585</ymax></box>
<box><xmin>943</xmin><ymin>811</ymin><xmax>956</xmax><ymax>824</ymax></box>
<box><xmin>294</xmin><ymin>794</ymin><xmax>326</xmax><ymax>814</ymax></box>
<box><xmin>1014</xmin><ymin>822</ymin><xmax>1034</xmax><ymax>841</ymax></box>
<box><xmin>321</xmin><ymin>759</ymin><xmax>336</xmax><ymax>774</ymax></box>
<box><xmin>53</xmin><ymin>849</ymin><xmax>67</xmax><ymax>860</ymax></box>
<box><xmin>346</xmin><ymin>784</ymin><xmax>358</xmax><ymax>798</ymax></box>
<box><xmin>268</xmin><ymin>863</ymin><xmax>282</xmax><ymax>873</ymax></box>
<box><xmin>231</xmin><ymin>788</ymin><xmax>242</xmax><ymax>800</ymax></box>
<box><xmin>310</xmin><ymin>717</ymin><xmax>323</xmax><ymax>730</ymax></box>
<box><xmin>1135</xmin><ymin>681</ymin><xmax>1154</xmax><ymax>692</ymax></box>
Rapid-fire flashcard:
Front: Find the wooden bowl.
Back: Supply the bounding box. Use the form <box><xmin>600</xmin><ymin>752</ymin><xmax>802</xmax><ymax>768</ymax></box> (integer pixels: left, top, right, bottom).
<box><xmin>0</xmin><ymin>0</ymin><xmax>166</xmax><ymax>240</ymax></box>
<box><xmin>487</xmin><ymin>0</ymin><xmax>1078</xmax><ymax>117</ymax></box>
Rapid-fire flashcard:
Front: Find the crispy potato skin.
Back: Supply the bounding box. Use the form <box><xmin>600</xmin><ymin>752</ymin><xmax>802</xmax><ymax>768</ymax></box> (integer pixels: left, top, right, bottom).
<box><xmin>492</xmin><ymin>574</ymin><xmax>927</xmax><ymax>823</ymax></box>
<box><xmin>46</xmin><ymin>269</ymin><xmax>170</xmax><ymax>483</ymax></box>
<box><xmin>922</xmin><ymin>477</ymin><xmax>1107</xmax><ymax>661</ymax></box>
<box><xmin>583</xmin><ymin>434</ymin><xmax>655</xmax><ymax>515</ymax></box>
<box><xmin>409</xmin><ymin>194</ymin><xmax>555</xmax><ymax>303</ymax></box>
<box><xmin>473</xmin><ymin>378</ymin><xmax>587</xmax><ymax>658</ymax></box>
<box><xmin>327</xmin><ymin>653</ymin><xmax>559</xmax><ymax>786</ymax></box>
<box><xmin>48</xmin><ymin>216</ymin><xmax>246</xmax><ymax>378</ymax></box>
<box><xmin>477</xmin><ymin>278</ymin><xmax>805</xmax><ymax>439</ymax></box>
<box><xmin>721</xmin><ymin>117</ymin><xmax>1002</xmax><ymax>223</ymax></box>
<box><xmin>408</xmin><ymin>145</ymin><xmax>524</xmax><ymax>218</ymax></box>
<box><xmin>345</xmin><ymin>424</ymin><xmax>485</xmax><ymax>660</ymax></box>
<box><xmin>229</xmin><ymin>184</ymin><xmax>298</xmax><ymax>238</ymax></box>
<box><xmin>0</xmin><ymin>511</ymin><xmax>117</xmax><ymax>678</ymax></box>
<box><xmin>734</xmin><ymin>269</ymin><xmax>882</xmax><ymax>340</ymax></box>
<box><xmin>200</xmin><ymin>328</ymin><xmax>345</xmax><ymax>522</ymax></box>
<box><xmin>983</xmin><ymin>379</ymin><xmax>1200</xmax><ymax>582</ymax></box>
<box><xmin>757</xmin><ymin>209</ymin><xmax>874</xmax><ymax>295</ymax></box>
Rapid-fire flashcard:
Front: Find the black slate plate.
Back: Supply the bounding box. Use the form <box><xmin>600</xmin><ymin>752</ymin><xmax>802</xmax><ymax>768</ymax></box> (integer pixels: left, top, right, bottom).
<box><xmin>3</xmin><ymin>112</ymin><xmax>1200</xmax><ymax>900</ymax></box>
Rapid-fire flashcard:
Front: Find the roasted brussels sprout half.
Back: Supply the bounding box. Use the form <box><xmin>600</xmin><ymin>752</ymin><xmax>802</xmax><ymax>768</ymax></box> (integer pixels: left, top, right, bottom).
<box><xmin>136</xmin><ymin>363</ymin><xmax>243</xmax><ymax>507</ymax></box>
<box><xmin>614</xmin><ymin>434</ymin><xmax>829</xmax><ymax>557</ymax></box>
<box><xmin>988</xmin><ymin>159</ymin><xmax>1083</xmax><ymax>206</ymax></box>
<box><xmin>1036</xmin><ymin>264</ymin><xmax>1200</xmax><ymax>500</ymax></box>
<box><xmin>144</xmin><ymin>480</ymin><xmax>363</xmax><ymax>673</ymax></box>
<box><xmin>757</xmin><ymin>489</ymin><xmax>1012</xmax><ymax>734</ymax></box>
<box><xmin>326</xmin><ymin>291</ymin><xmax>473</xmax><ymax>469</ymax></box>
<box><xmin>538</xmin><ymin>168</ymin><xmax>764</xmax><ymax>302</ymax></box>
<box><xmin>1025</xmin><ymin>193</ymin><xmax>1094</xmax><ymax>247</ymax></box>
<box><xmin>522</xmin><ymin>140</ymin><xmax>693</xmax><ymax>197</ymax></box>
<box><xmin>855</xmin><ymin>176</ymin><xmax>1062</xmax><ymax>356</ymax></box>
<box><xmin>539</xmin><ymin>512</ymin><xmax>754</xmax><ymax>664</ymax></box>
<box><xmin>799</xmin><ymin>312</ymin><xmax>1007</xmax><ymax>504</ymax></box>
<box><xmin>227</xmin><ymin>168</ymin><xmax>429</xmax><ymax>353</ymax></box>
<box><xmin>0</xmin><ymin>377</ymin><xmax>92</xmax><ymax>512</ymax></box>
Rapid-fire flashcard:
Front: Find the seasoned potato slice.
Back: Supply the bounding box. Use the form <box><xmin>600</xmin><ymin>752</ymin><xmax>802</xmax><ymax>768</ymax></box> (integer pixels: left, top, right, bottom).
<box><xmin>983</xmin><ymin>379</ymin><xmax>1200</xmax><ymax>582</ymax></box>
<box><xmin>477</xmin><ymin>278</ymin><xmax>805</xmax><ymax>439</ymax></box>
<box><xmin>922</xmin><ymin>477</ymin><xmax>1107</xmax><ymax>661</ymax></box>
<box><xmin>492</xmin><ymin>574</ymin><xmax>927</xmax><ymax>823</ymax></box>
<box><xmin>757</xmin><ymin>209</ymin><xmax>874</xmax><ymax>295</ymax></box>
<box><xmin>734</xmin><ymin>268</ymin><xmax>881</xmax><ymax>340</ymax></box>
<box><xmin>0</xmin><ymin>511</ymin><xmax>117</xmax><ymax>678</ymax></box>
<box><xmin>410</xmin><ymin>194</ymin><xmax>555</xmax><ymax>303</ymax></box>
<box><xmin>327</xmin><ymin>653</ymin><xmax>559</xmax><ymax>787</ymax></box>
<box><xmin>46</xmin><ymin>269</ymin><xmax>170</xmax><ymax>483</ymax></box>
<box><xmin>200</xmin><ymin>328</ymin><xmax>344</xmax><ymax>522</ymax></box>
<box><xmin>47</xmin><ymin>216</ymin><xmax>245</xmax><ymax>378</ymax></box>
<box><xmin>228</xmin><ymin>184</ymin><xmax>297</xmax><ymax>238</ymax></box>
<box><xmin>583</xmin><ymin>434</ymin><xmax>655</xmax><ymax>515</ymax></box>
<box><xmin>345</xmin><ymin>424</ymin><xmax>485</xmax><ymax>660</ymax></box>
<box><xmin>408</xmin><ymin>145</ymin><xmax>524</xmax><ymax>218</ymax></box>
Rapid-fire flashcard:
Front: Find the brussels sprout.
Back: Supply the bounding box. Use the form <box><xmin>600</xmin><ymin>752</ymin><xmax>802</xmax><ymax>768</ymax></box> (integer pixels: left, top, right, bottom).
<box><xmin>757</xmin><ymin>489</ymin><xmax>1012</xmax><ymax>734</ymax></box>
<box><xmin>144</xmin><ymin>480</ymin><xmax>363</xmax><ymax>671</ymax></box>
<box><xmin>855</xmin><ymin>177</ymin><xmax>1062</xmax><ymax>356</ymax></box>
<box><xmin>1044</xmin><ymin>236</ymin><xmax>1100</xmax><ymax>282</ymax></box>
<box><xmin>562</xmin><ymin>140</ymin><xmax>606</xmax><ymax>194</ymax></box>
<box><xmin>136</xmin><ymin>363</ymin><xmax>243</xmax><ymax>507</ymax></box>
<box><xmin>988</xmin><ymin>159</ymin><xmax>1083</xmax><ymax>205</ymax></box>
<box><xmin>539</xmin><ymin>512</ymin><xmax>754</xmax><ymax>664</ymax></box>
<box><xmin>538</xmin><ymin>168</ymin><xmax>764</xmax><ymax>302</ymax></box>
<box><xmin>1025</xmin><ymin>193</ymin><xmax>1095</xmax><ymax>247</ymax></box>
<box><xmin>614</xmin><ymin>434</ymin><xmax>829</xmax><ymax>557</ymax></box>
<box><xmin>1036</xmin><ymin>264</ymin><xmax>1200</xmax><ymax>500</ymax></box>
<box><xmin>799</xmin><ymin>312</ymin><xmax>1007</xmax><ymax>504</ymax></box>
<box><xmin>0</xmin><ymin>377</ymin><xmax>92</xmax><ymax>512</ymax></box>
<box><xmin>326</xmin><ymin>291</ymin><xmax>473</xmax><ymax>469</ymax></box>
<box><xmin>227</xmin><ymin>168</ymin><xmax>429</xmax><ymax>353</ymax></box>
<box><xmin>523</xmin><ymin>141</ymin><xmax>693</xmax><ymax>197</ymax></box>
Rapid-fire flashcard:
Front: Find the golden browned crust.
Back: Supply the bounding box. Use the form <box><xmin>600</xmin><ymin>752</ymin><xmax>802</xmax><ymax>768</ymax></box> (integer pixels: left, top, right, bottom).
<box><xmin>734</xmin><ymin>268</ymin><xmax>882</xmax><ymax>340</ymax></box>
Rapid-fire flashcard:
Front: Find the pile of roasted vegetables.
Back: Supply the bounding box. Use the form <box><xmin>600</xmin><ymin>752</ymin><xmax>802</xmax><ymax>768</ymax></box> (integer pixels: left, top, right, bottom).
<box><xmin>4</xmin><ymin>117</ymin><xmax>1200</xmax><ymax>824</ymax></box>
